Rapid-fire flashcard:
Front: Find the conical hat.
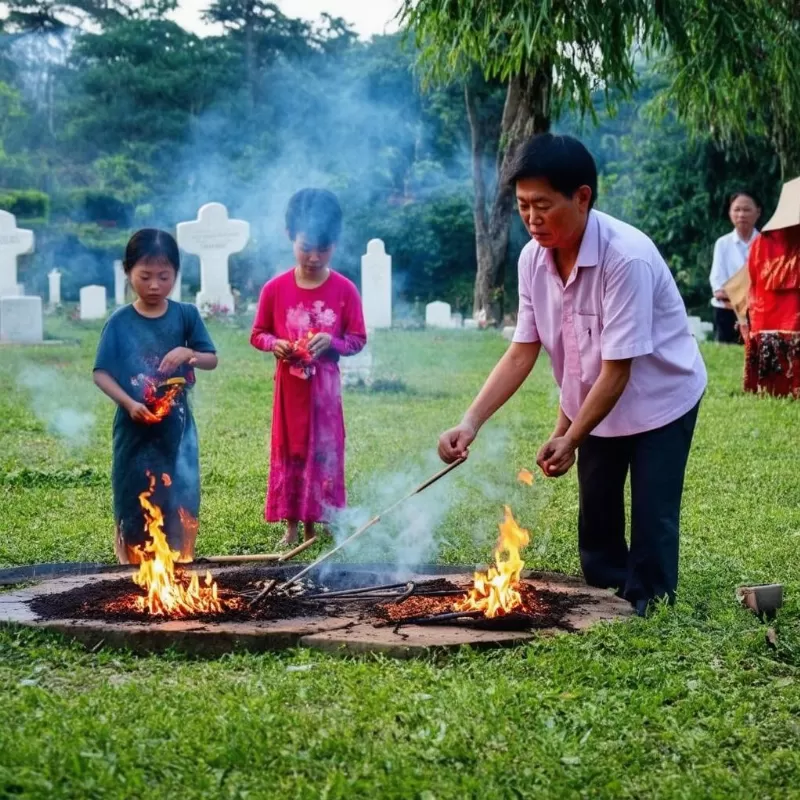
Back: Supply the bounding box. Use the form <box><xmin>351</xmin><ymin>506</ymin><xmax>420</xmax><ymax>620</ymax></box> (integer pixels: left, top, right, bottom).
<box><xmin>763</xmin><ymin>176</ymin><xmax>800</xmax><ymax>232</ymax></box>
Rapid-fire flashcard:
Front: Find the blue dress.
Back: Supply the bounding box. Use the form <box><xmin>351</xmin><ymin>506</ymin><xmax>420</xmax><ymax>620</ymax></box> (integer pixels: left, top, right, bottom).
<box><xmin>93</xmin><ymin>301</ymin><xmax>216</xmax><ymax>559</ymax></box>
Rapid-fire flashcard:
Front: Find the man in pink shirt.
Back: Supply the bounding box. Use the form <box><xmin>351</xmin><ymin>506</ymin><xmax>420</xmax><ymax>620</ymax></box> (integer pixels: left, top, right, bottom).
<box><xmin>439</xmin><ymin>134</ymin><xmax>707</xmax><ymax>616</ymax></box>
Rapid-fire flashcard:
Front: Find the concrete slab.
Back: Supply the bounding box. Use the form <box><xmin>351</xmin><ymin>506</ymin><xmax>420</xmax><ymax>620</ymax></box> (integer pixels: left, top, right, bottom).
<box><xmin>0</xmin><ymin>566</ymin><xmax>634</xmax><ymax>658</ymax></box>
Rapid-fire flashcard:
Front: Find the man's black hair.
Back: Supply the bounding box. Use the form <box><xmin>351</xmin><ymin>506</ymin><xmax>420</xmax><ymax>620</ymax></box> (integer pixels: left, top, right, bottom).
<box><xmin>509</xmin><ymin>133</ymin><xmax>598</xmax><ymax>209</ymax></box>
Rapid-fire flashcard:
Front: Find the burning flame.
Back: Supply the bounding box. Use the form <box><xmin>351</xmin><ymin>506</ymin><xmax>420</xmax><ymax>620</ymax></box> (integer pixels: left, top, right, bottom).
<box><xmin>517</xmin><ymin>468</ymin><xmax>534</xmax><ymax>486</ymax></box>
<box><xmin>177</xmin><ymin>507</ymin><xmax>199</xmax><ymax>562</ymax></box>
<box><xmin>142</xmin><ymin>378</ymin><xmax>183</xmax><ymax>420</ymax></box>
<box><xmin>456</xmin><ymin>506</ymin><xmax>530</xmax><ymax>618</ymax></box>
<box><xmin>133</xmin><ymin>472</ymin><xmax>222</xmax><ymax>616</ymax></box>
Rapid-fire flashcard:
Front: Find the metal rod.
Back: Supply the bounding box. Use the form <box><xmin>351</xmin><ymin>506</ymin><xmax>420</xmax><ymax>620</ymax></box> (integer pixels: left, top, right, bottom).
<box><xmin>378</xmin><ymin>610</ymin><xmax>483</xmax><ymax>627</ymax></box>
<box><xmin>304</xmin><ymin>582</ymin><xmax>408</xmax><ymax>600</ymax></box>
<box><xmin>393</xmin><ymin>582</ymin><xmax>416</xmax><ymax>604</ymax></box>
<box><xmin>254</xmin><ymin>458</ymin><xmax>466</xmax><ymax>603</ymax></box>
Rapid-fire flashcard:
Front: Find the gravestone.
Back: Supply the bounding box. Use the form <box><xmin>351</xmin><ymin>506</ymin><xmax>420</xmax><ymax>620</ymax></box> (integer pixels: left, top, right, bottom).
<box><xmin>464</xmin><ymin>319</ymin><xmax>479</xmax><ymax>330</ymax></box>
<box><xmin>0</xmin><ymin>296</ymin><xmax>43</xmax><ymax>343</ymax></box>
<box><xmin>451</xmin><ymin>312</ymin><xmax>463</xmax><ymax>328</ymax></box>
<box><xmin>340</xmin><ymin>345</ymin><xmax>374</xmax><ymax>387</ymax></box>
<box><xmin>361</xmin><ymin>239</ymin><xmax>392</xmax><ymax>329</ymax></box>
<box><xmin>502</xmin><ymin>326</ymin><xmax>516</xmax><ymax>341</ymax></box>
<box><xmin>177</xmin><ymin>203</ymin><xmax>249</xmax><ymax>314</ymax></box>
<box><xmin>48</xmin><ymin>269</ymin><xmax>61</xmax><ymax>307</ymax></box>
<box><xmin>425</xmin><ymin>301</ymin><xmax>453</xmax><ymax>329</ymax></box>
<box><xmin>687</xmin><ymin>316</ymin><xmax>713</xmax><ymax>342</ymax></box>
<box><xmin>113</xmin><ymin>260</ymin><xmax>126</xmax><ymax>306</ymax></box>
<box><xmin>80</xmin><ymin>285</ymin><xmax>107</xmax><ymax>320</ymax></box>
<box><xmin>0</xmin><ymin>210</ymin><xmax>34</xmax><ymax>298</ymax></box>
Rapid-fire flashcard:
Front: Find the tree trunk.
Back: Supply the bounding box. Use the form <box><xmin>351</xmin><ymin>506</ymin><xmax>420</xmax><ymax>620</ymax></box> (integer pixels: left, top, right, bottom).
<box><xmin>468</xmin><ymin>66</ymin><xmax>551</xmax><ymax>325</ymax></box>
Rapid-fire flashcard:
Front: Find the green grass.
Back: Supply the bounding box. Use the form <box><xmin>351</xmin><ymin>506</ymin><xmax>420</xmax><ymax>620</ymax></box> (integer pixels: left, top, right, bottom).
<box><xmin>1</xmin><ymin>317</ymin><xmax>799</xmax><ymax>798</ymax></box>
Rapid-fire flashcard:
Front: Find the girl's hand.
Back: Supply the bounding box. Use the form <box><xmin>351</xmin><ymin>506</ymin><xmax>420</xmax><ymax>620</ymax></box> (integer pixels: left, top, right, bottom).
<box><xmin>159</xmin><ymin>347</ymin><xmax>196</xmax><ymax>375</ymax></box>
<box><xmin>273</xmin><ymin>340</ymin><xmax>293</xmax><ymax>359</ymax></box>
<box><xmin>127</xmin><ymin>401</ymin><xmax>159</xmax><ymax>425</ymax></box>
<box><xmin>308</xmin><ymin>332</ymin><xmax>332</xmax><ymax>358</ymax></box>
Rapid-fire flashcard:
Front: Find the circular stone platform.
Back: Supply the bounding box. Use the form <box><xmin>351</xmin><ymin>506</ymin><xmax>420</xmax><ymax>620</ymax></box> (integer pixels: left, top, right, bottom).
<box><xmin>0</xmin><ymin>564</ymin><xmax>633</xmax><ymax>659</ymax></box>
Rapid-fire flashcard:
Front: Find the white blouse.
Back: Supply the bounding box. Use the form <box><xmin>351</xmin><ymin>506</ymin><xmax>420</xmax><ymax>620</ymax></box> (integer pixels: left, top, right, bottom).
<box><xmin>710</xmin><ymin>229</ymin><xmax>758</xmax><ymax>308</ymax></box>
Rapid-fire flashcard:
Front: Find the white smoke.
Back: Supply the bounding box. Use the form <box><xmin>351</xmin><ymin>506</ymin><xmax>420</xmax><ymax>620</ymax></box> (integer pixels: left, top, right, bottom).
<box><xmin>17</xmin><ymin>366</ymin><xmax>96</xmax><ymax>448</ymax></box>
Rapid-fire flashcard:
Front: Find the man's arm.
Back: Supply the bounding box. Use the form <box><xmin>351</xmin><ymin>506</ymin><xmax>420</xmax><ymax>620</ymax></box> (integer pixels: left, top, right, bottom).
<box><xmin>537</xmin><ymin>359</ymin><xmax>632</xmax><ymax>476</ymax></box>
<box><xmin>438</xmin><ymin>341</ymin><xmax>541</xmax><ymax>462</ymax></box>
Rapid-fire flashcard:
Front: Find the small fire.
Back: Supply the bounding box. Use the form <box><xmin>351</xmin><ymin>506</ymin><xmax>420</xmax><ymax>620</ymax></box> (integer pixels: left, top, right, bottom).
<box><xmin>142</xmin><ymin>378</ymin><xmax>183</xmax><ymax>420</ymax></box>
<box><xmin>455</xmin><ymin>506</ymin><xmax>531</xmax><ymax>618</ymax></box>
<box><xmin>518</xmin><ymin>468</ymin><xmax>534</xmax><ymax>486</ymax></box>
<box><xmin>133</xmin><ymin>472</ymin><xmax>222</xmax><ymax>616</ymax></box>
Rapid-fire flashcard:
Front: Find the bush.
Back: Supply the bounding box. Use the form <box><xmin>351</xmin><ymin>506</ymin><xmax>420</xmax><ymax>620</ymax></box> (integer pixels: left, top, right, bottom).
<box><xmin>0</xmin><ymin>189</ymin><xmax>50</xmax><ymax>221</ymax></box>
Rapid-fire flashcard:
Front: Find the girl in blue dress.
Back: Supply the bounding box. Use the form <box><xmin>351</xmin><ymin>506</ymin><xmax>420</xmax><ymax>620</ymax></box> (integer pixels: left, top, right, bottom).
<box><xmin>93</xmin><ymin>229</ymin><xmax>218</xmax><ymax>563</ymax></box>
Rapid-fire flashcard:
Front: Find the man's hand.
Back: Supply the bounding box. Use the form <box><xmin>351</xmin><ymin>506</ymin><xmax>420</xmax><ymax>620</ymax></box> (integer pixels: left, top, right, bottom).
<box><xmin>272</xmin><ymin>340</ymin><xmax>293</xmax><ymax>359</ymax></box>
<box><xmin>714</xmin><ymin>290</ymin><xmax>729</xmax><ymax>302</ymax></box>
<box><xmin>438</xmin><ymin>421</ymin><xmax>477</xmax><ymax>463</ymax></box>
<box><xmin>536</xmin><ymin>435</ymin><xmax>577</xmax><ymax>477</ymax></box>
<box><xmin>159</xmin><ymin>346</ymin><xmax>196</xmax><ymax>375</ymax></box>
<box><xmin>127</xmin><ymin>401</ymin><xmax>160</xmax><ymax>425</ymax></box>
<box><xmin>308</xmin><ymin>332</ymin><xmax>332</xmax><ymax>358</ymax></box>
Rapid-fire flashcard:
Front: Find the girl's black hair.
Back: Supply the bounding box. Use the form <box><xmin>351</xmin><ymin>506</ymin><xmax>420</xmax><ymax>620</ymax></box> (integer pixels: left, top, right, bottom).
<box><xmin>729</xmin><ymin>191</ymin><xmax>762</xmax><ymax>210</ymax></box>
<box><xmin>123</xmin><ymin>228</ymin><xmax>180</xmax><ymax>274</ymax></box>
<box><xmin>285</xmin><ymin>188</ymin><xmax>343</xmax><ymax>249</ymax></box>
<box><xmin>509</xmin><ymin>133</ymin><xmax>598</xmax><ymax>209</ymax></box>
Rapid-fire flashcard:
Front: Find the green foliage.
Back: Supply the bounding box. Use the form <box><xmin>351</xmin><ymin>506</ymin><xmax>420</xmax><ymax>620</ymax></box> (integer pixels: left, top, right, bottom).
<box><xmin>0</xmin><ymin>188</ymin><xmax>49</xmax><ymax>220</ymax></box>
<box><xmin>581</xmin><ymin>74</ymin><xmax>782</xmax><ymax>310</ymax></box>
<box><xmin>651</xmin><ymin>0</ymin><xmax>800</xmax><ymax>175</ymax></box>
<box><xmin>0</xmin><ymin>325</ymin><xmax>799</xmax><ymax>796</ymax></box>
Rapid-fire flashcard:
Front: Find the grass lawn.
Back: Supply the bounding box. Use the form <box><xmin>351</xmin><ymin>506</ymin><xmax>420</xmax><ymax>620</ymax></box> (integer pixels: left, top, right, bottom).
<box><xmin>1</xmin><ymin>315</ymin><xmax>799</xmax><ymax>799</ymax></box>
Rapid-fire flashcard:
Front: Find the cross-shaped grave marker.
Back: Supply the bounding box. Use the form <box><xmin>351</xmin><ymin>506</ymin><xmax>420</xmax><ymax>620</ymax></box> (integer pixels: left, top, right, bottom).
<box><xmin>0</xmin><ymin>210</ymin><xmax>34</xmax><ymax>298</ymax></box>
<box><xmin>177</xmin><ymin>203</ymin><xmax>249</xmax><ymax>314</ymax></box>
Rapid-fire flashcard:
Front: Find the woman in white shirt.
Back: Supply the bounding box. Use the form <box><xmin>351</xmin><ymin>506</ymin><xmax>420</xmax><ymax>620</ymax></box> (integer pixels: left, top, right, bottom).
<box><xmin>709</xmin><ymin>191</ymin><xmax>761</xmax><ymax>343</ymax></box>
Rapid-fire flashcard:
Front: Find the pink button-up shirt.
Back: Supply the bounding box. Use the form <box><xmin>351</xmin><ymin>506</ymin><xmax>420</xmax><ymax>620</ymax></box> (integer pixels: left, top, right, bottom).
<box><xmin>513</xmin><ymin>210</ymin><xmax>707</xmax><ymax>437</ymax></box>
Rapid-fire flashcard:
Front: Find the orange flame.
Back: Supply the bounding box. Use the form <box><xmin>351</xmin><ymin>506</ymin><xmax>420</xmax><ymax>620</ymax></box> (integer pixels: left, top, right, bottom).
<box><xmin>517</xmin><ymin>468</ymin><xmax>534</xmax><ymax>486</ymax></box>
<box><xmin>455</xmin><ymin>506</ymin><xmax>530</xmax><ymax>618</ymax></box>
<box><xmin>133</xmin><ymin>472</ymin><xmax>222</xmax><ymax>616</ymax></box>
<box><xmin>177</xmin><ymin>507</ymin><xmax>199</xmax><ymax>563</ymax></box>
<box><xmin>142</xmin><ymin>379</ymin><xmax>183</xmax><ymax>421</ymax></box>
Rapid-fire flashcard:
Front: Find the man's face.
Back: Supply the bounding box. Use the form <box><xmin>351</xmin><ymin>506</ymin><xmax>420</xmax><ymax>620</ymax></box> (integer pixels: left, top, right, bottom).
<box><xmin>515</xmin><ymin>178</ymin><xmax>592</xmax><ymax>249</ymax></box>
<box><xmin>728</xmin><ymin>195</ymin><xmax>760</xmax><ymax>235</ymax></box>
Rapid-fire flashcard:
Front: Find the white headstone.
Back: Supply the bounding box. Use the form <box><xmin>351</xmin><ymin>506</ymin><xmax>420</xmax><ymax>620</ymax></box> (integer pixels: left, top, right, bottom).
<box><xmin>687</xmin><ymin>315</ymin><xmax>713</xmax><ymax>342</ymax></box>
<box><xmin>177</xmin><ymin>202</ymin><xmax>249</xmax><ymax>314</ymax></box>
<box><xmin>361</xmin><ymin>239</ymin><xmax>392</xmax><ymax>329</ymax></box>
<box><xmin>113</xmin><ymin>260</ymin><xmax>126</xmax><ymax>306</ymax></box>
<box><xmin>502</xmin><ymin>326</ymin><xmax>515</xmax><ymax>341</ymax></box>
<box><xmin>340</xmin><ymin>345</ymin><xmax>374</xmax><ymax>387</ymax></box>
<box><xmin>464</xmin><ymin>319</ymin><xmax>479</xmax><ymax>330</ymax></box>
<box><xmin>0</xmin><ymin>210</ymin><xmax>34</xmax><ymax>298</ymax></box>
<box><xmin>0</xmin><ymin>296</ymin><xmax>43</xmax><ymax>343</ymax></box>
<box><xmin>451</xmin><ymin>312</ymin><xmax>463</xmax><ymax>328</ymax></box>
<box><xmin>80</xmin><ymin>285</ymin><xmax>107</xmax><ymax>320</ymax></box>
<box><xmin>425</xmin><ymin>301</ymin><xmax>453</xmax><ymax>329</ymax></box>
<box><xmin>48</xmin><ymin>269</ymin><xmax>61</xmax><ymax>306</ymax></box>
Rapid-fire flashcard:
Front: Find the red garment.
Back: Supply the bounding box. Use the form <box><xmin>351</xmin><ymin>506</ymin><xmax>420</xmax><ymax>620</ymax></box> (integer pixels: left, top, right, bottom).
<box><xmin>250</xmin><ymin>269</ymin><xmax>367</xmax><ymax>522</ymax></box>
<box><xmin>747</xmin><ymin>226</ymin><xmax>800</xmax><ymax>333</ymax></box>
<box><xmin>744</xmin><ymin>226</ymin><xmax>800</xmax><ymax>397</ymax></box>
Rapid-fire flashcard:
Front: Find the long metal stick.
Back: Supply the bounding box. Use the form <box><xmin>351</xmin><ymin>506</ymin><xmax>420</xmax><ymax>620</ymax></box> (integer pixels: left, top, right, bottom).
<box><xmin>254</xmin><ymin>457</ymin><xmax>466</xmax><ymax>603</ymax></box>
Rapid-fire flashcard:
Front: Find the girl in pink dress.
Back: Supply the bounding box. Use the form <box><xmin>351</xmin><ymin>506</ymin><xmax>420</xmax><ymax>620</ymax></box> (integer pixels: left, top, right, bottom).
<box><xmin>250</xmin><ymin>189</ymin><xmax>367</xmax><ymax>544</ymax></box>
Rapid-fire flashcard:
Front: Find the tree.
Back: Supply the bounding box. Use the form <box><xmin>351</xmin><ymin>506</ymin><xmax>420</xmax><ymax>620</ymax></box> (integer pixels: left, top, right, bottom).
<box><xmin>400</xmin><ymin>0</ymin><xmax>656</xmax><ymax>323</ymax></box>
<box><xmin>203</xmin><ymin>0</ymin><xmax>314</xmax><ymax>109</ymax></box>
<box><xmin>651</xmin><ymin>0</ymin><xmax>800</xmax><ymax>180</ymax></box>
